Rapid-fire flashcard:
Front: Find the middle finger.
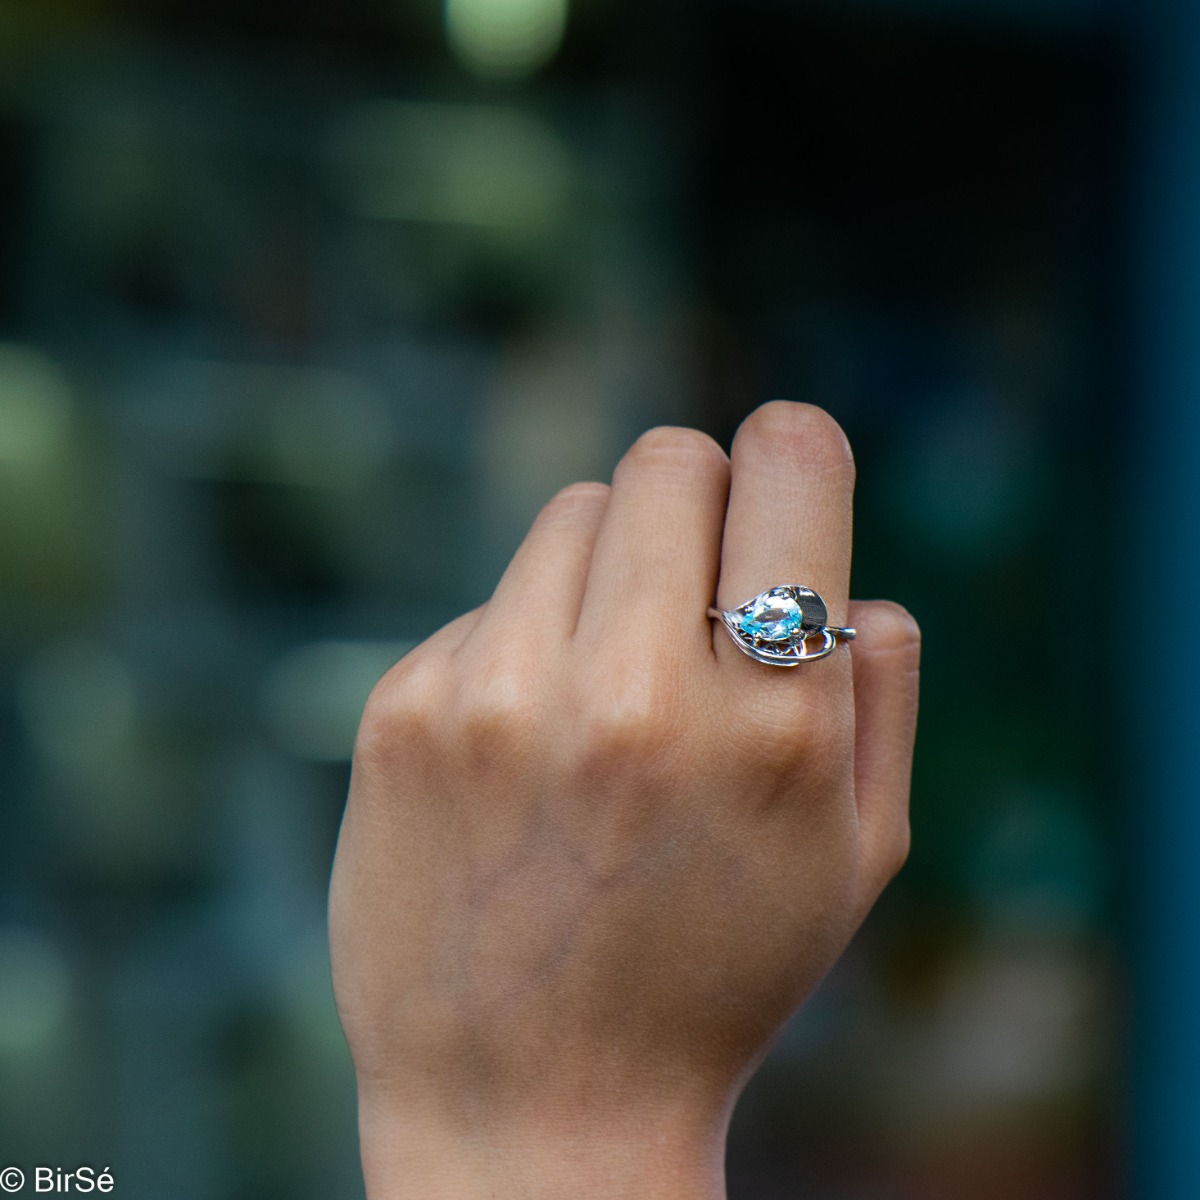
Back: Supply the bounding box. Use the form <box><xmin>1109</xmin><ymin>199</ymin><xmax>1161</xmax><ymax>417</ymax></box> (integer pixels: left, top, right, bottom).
<box><xmin>574</xmin><ymin>427</ymin><xmax>730</xmax><ymax>657</ymax></box>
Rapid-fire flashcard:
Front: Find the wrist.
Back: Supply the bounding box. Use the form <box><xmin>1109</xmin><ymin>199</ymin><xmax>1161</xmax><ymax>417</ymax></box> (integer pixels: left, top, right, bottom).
<box><xmin>357</xmin><ymin>1090</ymin><xmax>731</xmax><ymax>1200</ymax></box>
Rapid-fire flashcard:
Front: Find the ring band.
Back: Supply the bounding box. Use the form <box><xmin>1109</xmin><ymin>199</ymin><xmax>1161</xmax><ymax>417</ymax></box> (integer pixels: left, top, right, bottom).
<box><xmin>708</xmin><ymin>585</ymin><xmax>854</xmax><ymax>666</ymax></box>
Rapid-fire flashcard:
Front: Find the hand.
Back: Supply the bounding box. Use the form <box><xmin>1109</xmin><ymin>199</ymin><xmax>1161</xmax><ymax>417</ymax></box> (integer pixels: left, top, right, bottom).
<box><xmin>328</xmin><ymin>401</ymin><xmax>920</xmax><ymax>1199</ymax></box>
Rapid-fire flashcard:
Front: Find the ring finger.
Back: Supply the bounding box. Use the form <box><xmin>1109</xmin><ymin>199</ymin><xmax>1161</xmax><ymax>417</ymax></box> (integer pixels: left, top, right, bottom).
<box><xmin>713</xmin><ymin>402</ymin><xmax>856</xmax><ymax>673</ymax></box>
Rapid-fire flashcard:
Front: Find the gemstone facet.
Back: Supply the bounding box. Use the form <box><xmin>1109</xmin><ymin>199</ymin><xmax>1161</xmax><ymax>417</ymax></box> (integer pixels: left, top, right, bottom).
<box><xmin>738</xmin><ymin>588</ymin><xmax>804</xmax><ymax>643</ymax></box>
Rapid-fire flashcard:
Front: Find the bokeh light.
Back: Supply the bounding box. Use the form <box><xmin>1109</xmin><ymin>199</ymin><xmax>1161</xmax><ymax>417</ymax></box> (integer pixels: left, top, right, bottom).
<box><xmin>17</xmin><ymin>639</ymin><xmax>138</xmax><ymax>775</ymax></box>
<box><xmin>0</xmin><ymin>928</ymin><xmax>71</xmax><ymax>1058</ymax></box>
<box><xmin>0</xmin><ymin>343</ymin><xmax>72</xmax><ymax>468</ymax></box>
<box><xmin>444</xmin><ymin>0</ymin><xmax>569</xmax><ymax>80</ymax></box>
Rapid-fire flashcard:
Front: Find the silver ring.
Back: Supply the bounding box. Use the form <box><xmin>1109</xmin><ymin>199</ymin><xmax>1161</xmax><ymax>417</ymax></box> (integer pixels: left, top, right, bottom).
<box><xmin>708</xmin><ymin>585</ymin><xmax>855</xmax><ymax>666</ymax></box>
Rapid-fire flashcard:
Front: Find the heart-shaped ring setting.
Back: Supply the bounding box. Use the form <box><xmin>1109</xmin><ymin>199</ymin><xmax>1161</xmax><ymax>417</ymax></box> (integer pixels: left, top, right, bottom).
<box><xmin>708</xmin><ymin>586</ymin><xmax>855</xmax><ymax>666</ymax></box>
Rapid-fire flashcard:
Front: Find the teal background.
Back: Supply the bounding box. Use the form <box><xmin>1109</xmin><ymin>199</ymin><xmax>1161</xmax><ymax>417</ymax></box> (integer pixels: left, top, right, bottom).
<box><xmin>0</xmin><ymin>1</ymin><xmax>1151</xmax><ymax>1196</ymax></box>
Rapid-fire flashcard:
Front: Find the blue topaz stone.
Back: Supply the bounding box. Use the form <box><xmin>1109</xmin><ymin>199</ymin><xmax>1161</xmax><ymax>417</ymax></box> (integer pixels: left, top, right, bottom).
<box><xmin>713</xmin><ymin>584</ymin><xmax>847</xmax><ymax>666</ymax></box>
<box><xmin>738</xmin><ymin>587</ymin><xmax>805</xmax><ymax>643</ymax></box>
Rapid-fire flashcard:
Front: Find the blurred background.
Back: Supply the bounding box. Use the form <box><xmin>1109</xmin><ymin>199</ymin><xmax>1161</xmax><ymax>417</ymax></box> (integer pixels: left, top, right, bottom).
<box><xmin>0</xmin><ymin>0</ymin><xmax>1185</xmax><ymax>1196</ymax></box>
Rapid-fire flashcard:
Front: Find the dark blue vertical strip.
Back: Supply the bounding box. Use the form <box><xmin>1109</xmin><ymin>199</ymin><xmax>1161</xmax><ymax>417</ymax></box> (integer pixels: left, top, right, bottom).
<box><xmin>1130</xmin><ymin>1</ymin><xmax>1200</xmax><ymax>1195</ymax></box>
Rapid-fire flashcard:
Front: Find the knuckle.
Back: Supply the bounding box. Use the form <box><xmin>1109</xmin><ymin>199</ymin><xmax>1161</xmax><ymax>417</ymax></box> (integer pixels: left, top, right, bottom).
<box><xmin>733</xmin><ymin>401</ymin><xmax>855</xmax><ymax>483</ymax></box>
<box><xmin>355</xmin><ymin>653</ymin><xmax>442</xmax><ymax>761</ymax></box>
<box><xmin>617</xmin><ymin>425</ymin><xmax>727</xmax><ymax>479</ymax></box>
<box><xmin>732</xmin><ymin>688</ymin><xmax>853</xmax><ymax>793</ymax></box>
<box><xmin>453</xmin><ymin>660</ymin><xmax>541</xmax><ymax>755</ymax></box>
<box><xmin>583</xmin><ymin>708</ymin><xmax>659</xmax><ymax>762</ymax></box>
<box><xmin>576</xmin><ymin>665</ymin><xmax>676</xmax><ymax>768</ymax></box>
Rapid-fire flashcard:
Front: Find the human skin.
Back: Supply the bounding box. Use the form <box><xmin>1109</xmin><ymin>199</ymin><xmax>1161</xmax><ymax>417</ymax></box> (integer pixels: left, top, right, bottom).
<box><xmin>328</xmin><ymin>401</ymin><xmax>921</xmax><ymax>1199</ymax></box>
